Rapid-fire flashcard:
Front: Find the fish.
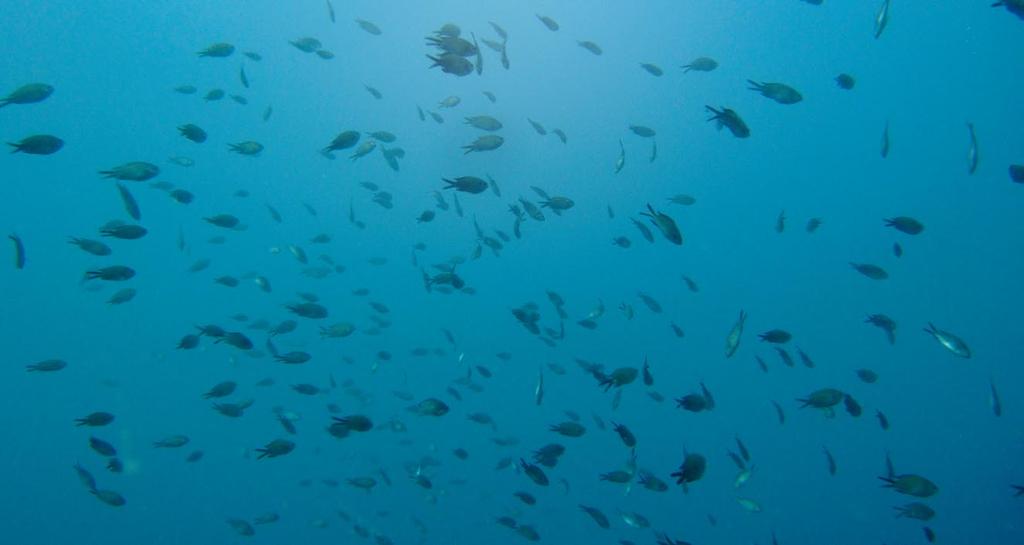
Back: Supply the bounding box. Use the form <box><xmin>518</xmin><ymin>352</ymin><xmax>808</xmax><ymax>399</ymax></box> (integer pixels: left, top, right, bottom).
<box><xmin>9</xmin><ymin>234</ymin><xmax>25</xmax><ymax>269</ymax></box>
<box><xmin>0</xmin><ymin>83</ymin><xmax>54</xmax><ymax>108</ymax></box>
<box><xmin>967</xmin><ymin>122</ymin><xmax>979</xmax><ymax>174</ymax></box>
<box><xmin>528</xmin><ymin>118</ymin><xmax>547</xmax><ymax>136</ymax></box>
<box><xmin>326</xmin><ymin>0</ymin><xmax>334</xmax><ymax>22</ymax></box>
<box><xmin>706</xmin><ymin>105</ymin><xmax>750</xmax><ymax>138</ymax></box>
<box><xmin>990</xmin><ymin>379</ymin><xmax>1002</xmax><ymax>417</ymax></box>
<box><xmin>823</xmin><ymin>447</ymin><xmax>837</xmax><ymax>475</ymax></box>
<box><xmin>640</xmin><ymin>63</ymin><xmax>663</xmax><ymax>76</ymax></box>
<box><xmin>578</xmin><ymin>41</ymin><xmax>603</xmax><ymax>55</ymax></box>
<box><xmin>115</xmin><ymin>183</ymin><xmax>141</xmax><ymax>221</ymax></box>
<box><xmin>614</xmin><ymin>140</ymin><xmax>625</xmax><ymax>173</ymax></box>
<box><xmin>923</xmin><ymin>323</ymin><xmax>971</xmax><ymax>358</ymax></box>
<box><xmin>355</xmin><ymin>19</ymin><xmax>382</xmax><ymax>35</ymax></box>
<box><xmin>874</xmin><ymin>0</ymin><xmax>891</xmax><ymax>38</ymax></box>
<box><xmin>682</xmin><ymin>56</ymin><xmax>718</xmax><ymax>72</ymax></box>
<box><xmin>771</xmin><ymin>400</ymin><xmax>786</xmax><ymax>424</ymax></box>
<box><xmin>536</xmin><ymin>14</ymin><xmax>559</xmax><ymax>31</ymax></box>
<box><xmin>881</xmin><ymin>121</ymin><xmax>890</xmax><ymax>157</ymax></box>
<box><xmin>747</xmin><ymin>81</ymin><xmax>802</xmax><ymax>104</ymax></box>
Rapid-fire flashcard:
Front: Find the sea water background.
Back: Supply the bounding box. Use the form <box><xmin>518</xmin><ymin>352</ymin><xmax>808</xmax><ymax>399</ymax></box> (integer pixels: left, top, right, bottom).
<box><xmin>1</xmin><ymin>1</ymin><xmax>1022</xmax><ymax>544</ymax></box>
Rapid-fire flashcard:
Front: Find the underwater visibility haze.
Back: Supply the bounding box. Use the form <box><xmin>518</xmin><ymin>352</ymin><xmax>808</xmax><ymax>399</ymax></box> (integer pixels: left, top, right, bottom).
<box><xmin>2</xmin><ymin>1</ymin><xmax>1024</xmax><ymax>544</ymax></box>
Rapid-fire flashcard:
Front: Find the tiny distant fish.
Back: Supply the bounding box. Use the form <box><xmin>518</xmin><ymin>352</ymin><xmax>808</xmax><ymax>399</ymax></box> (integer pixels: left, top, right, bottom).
<box><xmin>536</xmin><ymin>14</ymin><xmax>559</xmax><ymax>31</ymax></box>
<box><xmin>115</xmin><ymin>183</ymin><xmax>141</xmax><ymax>221</ymax></box>
<box><xmin>966</xmin><ymin>122</ymin><xmax>979</xmax><ymax>174</ymax></box>
<box><xmin>355</xmin><ymin>19</ymin><xmax>382</xmax><ymax>35</ymax></box>
<box><xmin>990</xmin><ymin>379</ymin><xmax>1002</xmax><ymax>417</ymax></box>
<box><xmin>640</xmin><ymin>63</ymin><xmax>663</xmax><ymax>76</ymax></box>
<box><xmin>9</xmin><ymin>233</ymin><xmax>25</xmax><ymax>269</ymax></box>
<box><xmin>326</xmin><ymin>0</ymin><xmax>335</xmax><ymax>23</ymax></box>
<box><xmin>535</xmin><ymin>369</ymin><xmax>544</xmax><ymax>406</ymax></box>
<box><xmin>771</xmin><ymin>400</ymin><xmax>785</xmax><ymax>424</ymax></box>
<box><xmin>578</xmin><ymin>40</ymin><xmax>602</xmax><ymax>55</ymax></box>
<box><xmin>874</xmin><ymin>0</ymin><xmax>891</xmax><ymax>39</ymax></box>
<box><xmin>880</xmin><ymin>121</ymin><xmax>890</xmax><ymax>158</ymax></box>
<box><xmin>823</xmin><ymin>446</ymin><xmax>837</xmax><ymax>475</ymax></box>
<box><xmin>876</xmin><ymin>410</ymin><xmax>890</xmax><ymax>430</ymax></box>
<box><xmin>528</xmin><ymin>118</ymin><xmax>547</xmax><ymax>136</ymax></box>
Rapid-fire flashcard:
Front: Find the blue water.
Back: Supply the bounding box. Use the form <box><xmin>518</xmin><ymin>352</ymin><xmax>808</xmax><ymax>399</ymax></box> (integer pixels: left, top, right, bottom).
<box><xmin>2</xmin><ymin>1</ymin><xmax>1022</xmax><ymax>544</ymax></box>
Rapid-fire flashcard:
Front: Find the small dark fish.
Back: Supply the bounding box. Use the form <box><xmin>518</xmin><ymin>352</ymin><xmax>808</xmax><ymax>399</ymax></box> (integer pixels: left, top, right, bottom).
<box><xmin>1009</xmin><ymin>164</ymin><xmax>1024</xmax><ymax>183</ymax></box>
<box><xmin>89</xmin><ymin>437</ymin><xmax>117</xmax><ymax>457</ymax></box>
<box><xmin>640</xmin><ymin>63</ymin><xmax>663</xmax><ymax>76</ymax></box>
<box><xmin>967</xmin><ymin>122</ymin><xmax>980</xmax><ymax>174</ymax></box>
<box><xmin>990</xmin><ymin>379</ymin><xmax>1002</xmax><ymax>417</ymax></box>
<box><xmin>736</xmin><ymin>437</ymin><xmax>751</xmax><ymax>462</ymax></box>
<box><xmin>536</xmin><ymin>14</ymin><xmax>559</xmax><ymax>31</ymax></box>
<box><xmin>27</xmin><ymin>359</ymin><xmax>67</xmax><ymax>372</ymax></box>
<box><xmin>881</xmin><ymin>121</ymin><xmax>890</xmax><ymax>158</ymax></box>
<box><xmin>8</xmin><ymin>134</ymin><xmax>63</xmax><ymax>155</ymax></box>
<box><xmin>107</xmin><ymin>288</ymin><xmax>136</xmax><ymax>305</ymax></box>
<box><xmin>747</xmin><ymin>80</ymin><xmax>802</xmax><ymax>104</ymax></box>
<box><xmin>771</xmin><ymin>400</ymin><xmax>786</xmax><ymax>424</ymax></box>
<box><xmin>759</xmin><ymin>329</ymin><xmax>791</xmax><ymax>344</ymax></box>
<box><xmin>177</xmin><ymin>123</ymin><xmax>207</xmax><ymax>143</ymax></box>
<box><xmin>9</xmin><ymin>234</ymin><xmax>25</xmax><ymax>269</ymax></box>
<box><xmin>850</xmin><ymin>262</ymin><xmax>888</xmax><ymax>280</ymax></box>
<box><xmin>856</xmin><ymin>369</ymin><xmax>879</xmax><ymax>383</ymax></box>
<box><xmin>578</xmin><ymin>41</ymin><xmax>603</xmax><ymax>55</ymax></box>
<box><xmin>115</xmin><ymin>183</ymin><xmax>141</xmax><ymax>220</ymax></box>
<box><xmin>579</xmin><ymin>505</ymin><xmax>610</xmax><ymax>528</ymax></box>
<box><xmin>198</xmin><ymin>42</ymin><xmax>235</xmax><ymax>57</ymax></box>
<box><xmin>835</xmin><ymin>73</ymin><xmax>855</xmax><ymax>90</ymax></box>
<box><xmin>0</xmin><ymin>83</ymin><xmax>54</xmax><ymax>108</ymax></box>
<box><xmin>74</xmin><ymin>463</ymin><xmax>96</xmax><ymax>490</ymax></box>
<box><xmin>91</xmin><ymin>489</ymin><xmax>126</xmax><ymax>507</ymax></box>
<box><xmin>884</xmin><ymin>216</ymin><xmax>924</xmax><ymax>235</ymax></box>
<box><xmin>76</xmin><ymin>412</ymin><xmax>115</xmax><ymax>427</ymax></box>
<box><xmin>682</xmin><ymin>57</ymin><xmax>718</xmax><ymax>72</ymax></box>
<box><xmin>876</xmin><ymin>410</ymin><xmax>890</xmax><ymax>430</ymax></box>
<box><xmin>355</xmin><ymin>19</ymin><xmax>382</xmax><ymax>35</ymax></box>
<box><xmin>706</xmin><ymin>105</ymin><xmax>750</xmax><ymax>138</ymax></box>
<box><xmin>84</xmin><ymin>265</ymin><xmax>135</xmax><ymax>281</ymax></box>
<box><xmin>99</xmin><ymin>161</ymin><xmax>160</xmax><ymax>182</ymax></box>
<box><xmin>629</xmin><ymin>125</ymin><xmax>656</xmax><ymax>138</ymax></box>
<box><xmin>823</xmin><ymin>446</ymin><xmax>837</xmax><ymax>475</ymax></box>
